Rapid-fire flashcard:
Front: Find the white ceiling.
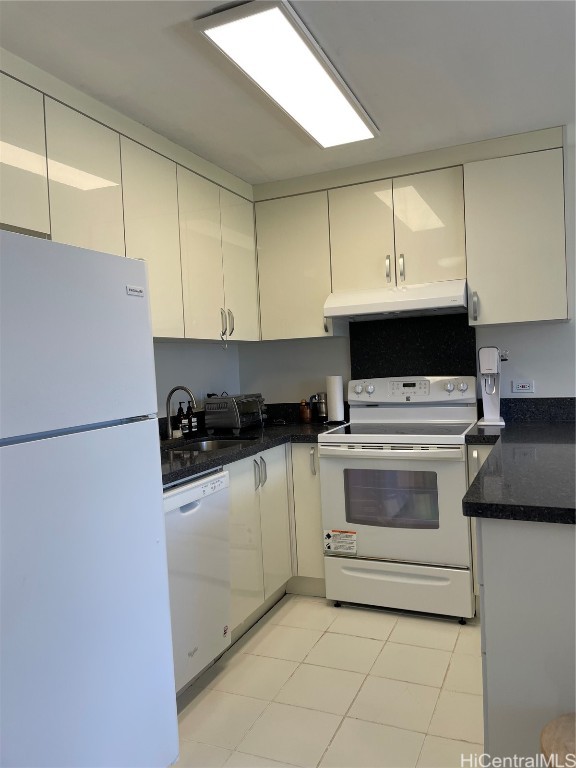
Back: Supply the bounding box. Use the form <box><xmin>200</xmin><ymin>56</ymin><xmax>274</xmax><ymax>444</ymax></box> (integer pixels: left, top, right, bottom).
<box><xmin>0</xmin><ymin>1</ymin><xmax>574</xmax><ymax>185</ymax></box>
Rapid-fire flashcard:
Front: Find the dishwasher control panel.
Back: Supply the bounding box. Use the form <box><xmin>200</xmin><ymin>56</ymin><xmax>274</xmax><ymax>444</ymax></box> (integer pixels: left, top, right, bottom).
<box><xmin>200</xmin><ymin>474</ymin><xmax>228</xmax><ymax>496</ymax></box>
<box><xmin>163</xmin><ymin>470</ymin><xmax>230</xmax><ymax>511</ymax></box>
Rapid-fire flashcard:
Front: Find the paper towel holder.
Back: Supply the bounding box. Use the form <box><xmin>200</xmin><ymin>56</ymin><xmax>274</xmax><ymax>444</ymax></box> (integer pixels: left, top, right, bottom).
<box><xmin>326</xmin><ymin>375</ymin><xmax>347</xmax><ymax>425</ymax></box>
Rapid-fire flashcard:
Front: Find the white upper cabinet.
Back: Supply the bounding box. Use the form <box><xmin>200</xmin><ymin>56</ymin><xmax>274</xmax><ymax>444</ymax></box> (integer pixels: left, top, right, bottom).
<box><xmin>121</xmin><ymin>138</ymin><xmax>184</xmax><ymax>338</ymax></box>
<box><xmin>45</xmin><ymin>100</ymin><xmax>124</xmax><ymax>256</ymax></box>
<box><xmin>393</xmin><ymin>167</ymin><xmax>466</xmax><ymax>285</ymax></box>
<box><xmin>328</xmin><ymin>167</ymin><xmax>465</xmax><ymax>292</ymax></box>
<box><xmin>178</xmin><ymin>171</ymin><xmax>259</xmax><ymax>342</ymax></box>
<box><xmin>0</xmin><ymin>75</ymin><xmax>50</xmax><ymax>234</ymax></box>
<box><xmin>464</xmin><ymin>149</ymin><xmax>567</xmax><ymax>325</ymax></box>
<box><xmin>329</xmin><ymin>179</ymin><xmax>395</xmax><ymax>291</ymax></box>
<box><xmin>220</xmin><ymin>189</ymin><xmax>259</xmax><ymax>341</ymax></box>
<box><xmin>256</xmin><ymin>192</ymin><xmax>333</xmax><ymax>340</ymax></box>
<box><xmin>178</xmin><ymin>167</ymin><xmax>225</xmax><ymax>340</ymax></box>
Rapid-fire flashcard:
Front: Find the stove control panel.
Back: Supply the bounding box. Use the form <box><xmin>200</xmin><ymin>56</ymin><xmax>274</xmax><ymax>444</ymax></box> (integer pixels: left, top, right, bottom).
<box><xmin>391</xmin><ymin>380</ymin><xmax>430</xmax><ymax>396</ymax></box>
<box><xmin>348</xmin><ymin>376</ymin><xmax>477</xmax><ymax>404</ymax></box>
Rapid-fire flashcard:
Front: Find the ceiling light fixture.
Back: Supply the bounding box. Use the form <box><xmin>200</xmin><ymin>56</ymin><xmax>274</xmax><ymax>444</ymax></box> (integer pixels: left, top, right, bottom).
<box><xmin>196</xmin><ymin>1</ymin><xmax>377</xmax><ymax>148</ymax></box>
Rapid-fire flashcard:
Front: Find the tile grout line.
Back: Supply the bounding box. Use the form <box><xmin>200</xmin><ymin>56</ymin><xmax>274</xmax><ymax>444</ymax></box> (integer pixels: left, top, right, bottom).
<box><xmin>180</xmin><ymin>597</ymin><xmax>483</xmax><ymax>763</ymax></box>
<box><xmin>314</xmin><ymin>622</ymin><xmax>397</xmax><ymax>768</ymax></box>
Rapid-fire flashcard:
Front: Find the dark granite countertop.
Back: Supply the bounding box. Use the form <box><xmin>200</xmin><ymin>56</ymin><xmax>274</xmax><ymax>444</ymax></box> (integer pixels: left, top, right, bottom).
<box><xmin>162</xmin><ymin>419</ymin><xmax>576</xmax><ymax>525</ymax></box>
<box><xmin>161</xmin><ymin>422</ymin><xmax>332</xmax><ymax>488</ymax></box>
<box><xmin>463</xmin><ymin>423</ymin><xmax>576</xmax><ymax>524</ymax></box>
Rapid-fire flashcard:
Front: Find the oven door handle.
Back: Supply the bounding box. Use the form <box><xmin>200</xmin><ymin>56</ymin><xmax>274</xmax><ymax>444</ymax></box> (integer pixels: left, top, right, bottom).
<box><xmin>318</xmin><ymin>445</ymin><xmax>465</xmax><ymax>461</ymax></box>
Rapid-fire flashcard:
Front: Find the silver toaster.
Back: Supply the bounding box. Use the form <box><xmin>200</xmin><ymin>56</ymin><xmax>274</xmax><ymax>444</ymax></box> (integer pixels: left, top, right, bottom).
<box><xmin>205</xmin><ymin>393</ymin><xmax>265</xmax><ymax>434</ymax></box>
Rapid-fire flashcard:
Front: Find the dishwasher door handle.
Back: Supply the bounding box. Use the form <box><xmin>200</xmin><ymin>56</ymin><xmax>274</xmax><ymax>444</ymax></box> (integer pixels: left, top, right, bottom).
<box><xmin>179</xmin><ymin>500</ymin><xmax>201</xmax><ymax>515</ymax></box>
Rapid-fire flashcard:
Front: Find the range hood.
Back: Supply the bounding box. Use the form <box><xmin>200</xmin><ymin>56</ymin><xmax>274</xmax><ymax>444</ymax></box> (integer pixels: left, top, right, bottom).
<box><xmin>323</xmin><ymin>279</ymin><xmax>468</xmax><ymax>321</ymax></box>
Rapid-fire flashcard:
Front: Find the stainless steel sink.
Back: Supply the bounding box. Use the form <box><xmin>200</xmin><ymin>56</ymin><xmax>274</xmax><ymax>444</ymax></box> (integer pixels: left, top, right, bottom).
<box><xmin>187</xmin><ymin>439</ymin><xmax>246</xmax><ymax>452</ymax></box>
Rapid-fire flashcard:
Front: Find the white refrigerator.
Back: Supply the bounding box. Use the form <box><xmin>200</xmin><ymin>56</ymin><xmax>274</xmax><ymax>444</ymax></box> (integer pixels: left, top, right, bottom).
<box><xmin>0</xmin><ymin>231</ymin><xmax>179</xmax><ymax>767</ymax></box>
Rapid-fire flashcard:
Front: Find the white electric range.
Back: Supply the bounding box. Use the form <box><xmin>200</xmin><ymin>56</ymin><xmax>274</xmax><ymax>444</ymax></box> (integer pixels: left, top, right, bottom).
<box><xmin>319</xmin><ymin>376</ymin><xmax>477</xmax><ymax>620</ymax></box>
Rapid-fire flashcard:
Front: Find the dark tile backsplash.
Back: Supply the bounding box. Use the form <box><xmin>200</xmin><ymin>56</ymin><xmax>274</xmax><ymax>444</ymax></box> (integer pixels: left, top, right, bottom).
<box><xmin>350</xmin><ymin>313</ymin><xmax>477</xmax><ymax>379</ymax></box>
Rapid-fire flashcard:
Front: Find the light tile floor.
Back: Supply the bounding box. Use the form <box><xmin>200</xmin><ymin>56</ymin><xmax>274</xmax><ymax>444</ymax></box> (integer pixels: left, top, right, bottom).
<box><xmin>177</xmin><ymin>595</ymin><xmax>484</xmax><ymax>768</ymax></box>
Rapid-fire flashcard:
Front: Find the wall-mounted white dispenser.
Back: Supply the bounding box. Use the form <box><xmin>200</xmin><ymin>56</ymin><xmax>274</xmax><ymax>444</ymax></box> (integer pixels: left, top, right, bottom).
<box><xmin>478</xmin><ymin>346</ymin><xmax>505</xmax><ymax>426</ymax></box>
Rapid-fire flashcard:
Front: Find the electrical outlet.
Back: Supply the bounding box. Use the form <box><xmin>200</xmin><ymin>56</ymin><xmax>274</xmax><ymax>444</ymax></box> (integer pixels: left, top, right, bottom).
<box><xmin>512</xmin><ymin>380</ymin><xmax>534</xmax><ymax>393</ymax></box>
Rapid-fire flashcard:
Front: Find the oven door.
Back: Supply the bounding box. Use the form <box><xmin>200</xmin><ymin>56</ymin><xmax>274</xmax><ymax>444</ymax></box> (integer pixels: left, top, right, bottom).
<box><xmin>319</xmin><ymin>443</ymin><xmax>470</xmax><ymax>568</ymax></box>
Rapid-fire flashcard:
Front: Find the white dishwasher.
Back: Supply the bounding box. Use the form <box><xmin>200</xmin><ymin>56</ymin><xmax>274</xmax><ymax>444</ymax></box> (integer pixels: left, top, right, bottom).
<box><xmin>163</xmin><ymin>470</ymin><xmax>230</xmax><ymax>694</ymax></box>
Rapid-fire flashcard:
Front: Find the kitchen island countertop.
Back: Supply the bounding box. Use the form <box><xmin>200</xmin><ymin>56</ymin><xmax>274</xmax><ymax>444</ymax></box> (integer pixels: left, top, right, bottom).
<box><xmin>463</xmin><ymin>422</ymin><xmax>575</xmax><ymax>524</ymax></box>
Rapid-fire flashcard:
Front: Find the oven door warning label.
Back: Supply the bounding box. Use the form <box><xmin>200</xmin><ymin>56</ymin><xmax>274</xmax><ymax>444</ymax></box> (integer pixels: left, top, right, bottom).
<box><xmin>324</xmin><ymin>530</ymin><xmax>357</xmax><ymax>555</ymax></box>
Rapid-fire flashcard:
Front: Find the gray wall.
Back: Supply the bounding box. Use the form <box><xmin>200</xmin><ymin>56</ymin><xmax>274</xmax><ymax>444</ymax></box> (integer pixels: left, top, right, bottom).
<box><xmin>154</xmin><ymin>340</ymin><xmax>240</xmax><ymax>417</ymax></box>
<box><xmin>238</xmin><ymin>337</ymin><xmax>350</xmax><ymax>403</ymax></box>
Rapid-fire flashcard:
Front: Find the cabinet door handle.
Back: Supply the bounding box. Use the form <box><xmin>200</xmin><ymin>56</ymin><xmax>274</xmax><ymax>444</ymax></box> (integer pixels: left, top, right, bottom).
<box><xmin>385</xmin><ymin>254</ymin><xmax>391</xmax><ymax>283</ymax></box>
<box><xmin>227</xmin><ymin>309</ymin><xmax>235</xmax><ymax>337</ymax></box>
<box><xmin>399</xmin><ymin>254</ymin><xmax>405</xmax><ymax>282</ymax></box>
<box><xmin>220</xmin><ymin>308</ymin><xmax>227</xmax><ymax>339</ymax></box>
<box><xmin>472</xmin><ymin>449</ymin><xmax>480</xmax><ymax>477</ymax></box>
<box><xmin>259</xmin><ymin>456</ymin><xmax>267</xmax><ymax>487</ymax></box>
<box><xmin>253</xmin><ymin>459</ymin><xmax>261</xmax><ymax>490</ymax></box>
<box><xmin>309</xmin><ymin>447</ymin><xmax>317</xmax><ymax>476</ymax></box>
<box><xmin>472</xmin><ymin>292</ymin><xmax>479</xmax><ymax>322</ymax></box>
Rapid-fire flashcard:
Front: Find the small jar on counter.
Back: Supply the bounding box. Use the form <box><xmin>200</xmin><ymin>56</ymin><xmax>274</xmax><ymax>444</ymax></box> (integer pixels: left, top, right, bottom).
<box><xmin>299</xmin><ymin>399</ymin><xmax>312</xmax><ymax>423</ymax></box>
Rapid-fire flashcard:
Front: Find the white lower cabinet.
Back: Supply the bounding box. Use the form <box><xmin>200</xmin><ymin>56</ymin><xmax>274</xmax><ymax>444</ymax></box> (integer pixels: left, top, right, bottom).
<box><xmin>478</xmin><ymin>518</ymin><xmax>576</xmax><ymax>758</ymax></box>
<box><xmin>226</xmin><ymin>455</ymin><xmax>265</xmax><ymax>631</ymax></box>
<box><xmin>259</xmin><ymin>445</ymin><xmax>292</xmax><ymax>597</ymax></box>
<box><xmin>467</xmin><ymin>444</ymin><xmax>494</xmax><ymax>595</ymax></box>
<box><xmin>227</xmin><ymin>444</ymin><xmax>291</xmax><ymax>631</ymax></box>
<box><xmin>291</xmin><ymin>444</ymin><xmax>324</xmax><ymax>579</ymax></box>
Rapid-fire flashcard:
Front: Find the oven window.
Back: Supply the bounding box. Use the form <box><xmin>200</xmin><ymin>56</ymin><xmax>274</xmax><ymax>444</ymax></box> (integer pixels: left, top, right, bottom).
<box><xmin>344</xmin><ymin>469</ymin><xmax>439</xmax><ymax>529</ymax></box>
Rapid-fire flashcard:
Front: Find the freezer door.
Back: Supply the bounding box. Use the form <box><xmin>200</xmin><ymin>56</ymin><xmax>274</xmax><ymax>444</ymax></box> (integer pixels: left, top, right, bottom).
<box><xmin>0</xmin><ymin>418</ymin><xmax>178</xmax><ymax>768</ymax></box>
<box><xmin>0</xmin><ymin>231</ymin><xmax>157</xmax><ymax>439</ymax></box>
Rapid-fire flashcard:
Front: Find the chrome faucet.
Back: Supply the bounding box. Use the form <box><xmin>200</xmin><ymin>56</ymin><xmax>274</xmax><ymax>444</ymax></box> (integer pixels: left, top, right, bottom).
<box><xmin>165</xmin><ymin>386</ymin><xmax>198</xmax><ymax>439</ymax></box>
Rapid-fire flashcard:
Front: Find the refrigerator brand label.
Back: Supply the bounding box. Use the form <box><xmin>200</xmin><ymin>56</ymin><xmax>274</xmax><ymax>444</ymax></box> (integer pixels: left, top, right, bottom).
<box><xmin>324</xmin><ymin>530</ymin><xmax>357</xmax><ymax>555</ymax></box>
<box><xmin>126</xmin><ymin>285</ymin><xmax>144</xmax><ymax>298</ymax></box>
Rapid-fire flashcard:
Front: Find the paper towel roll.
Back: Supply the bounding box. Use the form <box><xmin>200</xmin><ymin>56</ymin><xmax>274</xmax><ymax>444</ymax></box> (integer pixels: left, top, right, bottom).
<box><xmin>326</xmin><ymin>375</ymin><xmax>345</xmax><ymax>422</ymax></box>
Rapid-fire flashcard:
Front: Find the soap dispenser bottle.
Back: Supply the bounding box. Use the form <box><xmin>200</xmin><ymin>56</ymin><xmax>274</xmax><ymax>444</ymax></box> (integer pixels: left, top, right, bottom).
<box><xmin>184</xmin><ymin>401</ymin><xmax>197</xmax><ymax>436</ymax></box>
<box><xmin>174</xmin><ymin>402</ymin><xmax>185</xmax><ymax>438</ymax></box>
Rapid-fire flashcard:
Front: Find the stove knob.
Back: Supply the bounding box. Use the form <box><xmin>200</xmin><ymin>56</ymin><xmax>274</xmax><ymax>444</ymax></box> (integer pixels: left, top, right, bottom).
<box><xmin>444</xmin><ymin>382</ymin><xmax>455</xmax><ymax>393</ymax></box>
<box><xmin>458</xmin><ymin>381</ymin><xmax>469</xmax><ymax>392</ymax></box>
<box><xmin>365</xmin><ymin>384</ymin><xmax>375</xmax><ymax>395</ymax></box>
<box><xmin>354</xmin><ymin>384</ymin><xmax>364</xmax><ymax>395</ymax></box>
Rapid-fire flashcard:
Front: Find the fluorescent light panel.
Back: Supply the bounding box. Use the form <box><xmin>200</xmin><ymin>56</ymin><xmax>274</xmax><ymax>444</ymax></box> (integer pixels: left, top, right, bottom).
<box><xmin>199</xmin><ymin>3</ymin><xmax>376</xmax><ymax>148</ymax></box>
